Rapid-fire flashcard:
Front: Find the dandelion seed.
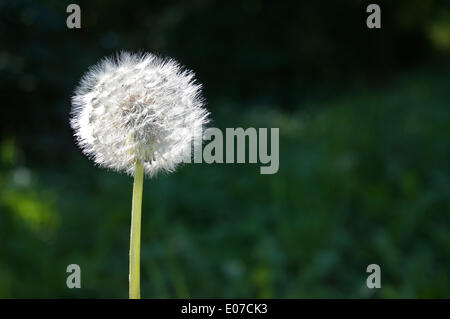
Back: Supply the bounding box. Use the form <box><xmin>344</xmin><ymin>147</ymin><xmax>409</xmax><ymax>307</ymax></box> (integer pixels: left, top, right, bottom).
<box><xmin>71</xmin><ymin>51</ymin><xmax>209</xmax><ymax>177</ymax></box>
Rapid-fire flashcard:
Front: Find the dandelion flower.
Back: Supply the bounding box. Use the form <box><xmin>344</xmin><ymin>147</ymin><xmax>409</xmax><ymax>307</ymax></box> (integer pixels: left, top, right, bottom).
<box><xmin>71</xmin><ymin>51</ymin><xmax>209</xmax><ymax>177</ymax></box>
<box><xmin>70</xmin><ymin>52</ymin><xmax>209</xmax><ymax>298</ymax></box>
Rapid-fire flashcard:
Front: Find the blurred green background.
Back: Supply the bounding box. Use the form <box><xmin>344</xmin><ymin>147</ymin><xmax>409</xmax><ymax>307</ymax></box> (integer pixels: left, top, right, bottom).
<box><xmin>0</xmin><ymin>0</ymin><xmax>449</xmax><ymax>298</ymax></box>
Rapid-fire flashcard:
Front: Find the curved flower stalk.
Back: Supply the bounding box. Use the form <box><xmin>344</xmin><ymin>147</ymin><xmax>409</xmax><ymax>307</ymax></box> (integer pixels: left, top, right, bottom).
<box><xmin>71</xmin><ymin>52</ymin><xmax>209</xmax><ymax>298</ymax></box>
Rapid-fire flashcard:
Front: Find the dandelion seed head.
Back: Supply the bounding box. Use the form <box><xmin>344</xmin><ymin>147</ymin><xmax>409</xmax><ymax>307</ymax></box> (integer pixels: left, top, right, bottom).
<box><xmin>70</xmin><ymin>52</ymin><xmax>209</xmax><ymax>177</ymax></box>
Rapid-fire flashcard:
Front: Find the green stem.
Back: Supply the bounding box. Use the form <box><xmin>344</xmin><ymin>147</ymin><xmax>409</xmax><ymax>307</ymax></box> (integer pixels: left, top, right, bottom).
<box><xmin>129</xmin><ymin>159</ymin><xmax>144</xmax><ymax>299</ymax></box>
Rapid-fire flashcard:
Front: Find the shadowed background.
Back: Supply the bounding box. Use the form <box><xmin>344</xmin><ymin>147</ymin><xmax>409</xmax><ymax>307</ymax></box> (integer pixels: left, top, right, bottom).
<box><xmin>0</xmin><ymin>0</ymin><xmax>449</xmax><ymax>298</ymax></box>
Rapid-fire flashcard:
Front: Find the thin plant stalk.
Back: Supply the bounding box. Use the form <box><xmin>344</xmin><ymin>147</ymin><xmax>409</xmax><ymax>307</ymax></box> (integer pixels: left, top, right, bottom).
<box><xmin>129</xmin><ymin>159</ymin><xmax>144</xmax><ymax>299</ymax></box>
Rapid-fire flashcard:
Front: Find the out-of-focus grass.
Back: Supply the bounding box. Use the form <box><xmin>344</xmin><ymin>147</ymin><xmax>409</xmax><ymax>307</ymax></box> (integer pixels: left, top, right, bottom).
<box><xmin>0</xmin><ymin>71</ymin><xmax>449</xmax><ymax>298</ymax></box>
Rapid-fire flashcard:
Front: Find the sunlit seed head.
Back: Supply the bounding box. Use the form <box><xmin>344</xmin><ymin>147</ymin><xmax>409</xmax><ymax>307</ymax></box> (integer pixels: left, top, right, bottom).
<box><xmin>70</xmin><ymin>51</ymin><xmax>209</xmax><ymax>177</ymax></box>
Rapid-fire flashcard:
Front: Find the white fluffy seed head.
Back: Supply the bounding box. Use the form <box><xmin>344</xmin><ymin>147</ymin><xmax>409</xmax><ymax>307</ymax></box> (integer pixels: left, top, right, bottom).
<box><xmin>70</xmin><ymin>52</ymin><xmax>209</xmax><ymax>177</ymax></box>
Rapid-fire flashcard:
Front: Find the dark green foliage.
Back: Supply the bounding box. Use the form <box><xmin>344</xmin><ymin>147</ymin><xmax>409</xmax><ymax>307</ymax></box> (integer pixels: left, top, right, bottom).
<box><xmin>0</xmin><ymin>0</ymin><xmax>448</xmax><ymax>298</ymax></box>
<box><xmin>0</xmin><ymin>72</ymin><xmax>448</xmax><ymax>298</ymax></box>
